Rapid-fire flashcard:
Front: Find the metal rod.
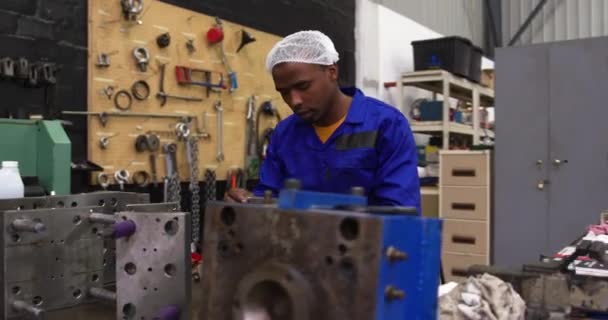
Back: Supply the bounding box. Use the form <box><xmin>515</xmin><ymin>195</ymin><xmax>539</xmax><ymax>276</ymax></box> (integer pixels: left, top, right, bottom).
<box><xmin>508</xmin><ymin>0</ymin><xmax>548</xmax><ymax>46</ymax></box>
<box><xmin>89</xmin><ymin>287</ymin><xmax>116</xmax><ymax>302</ymax></box>
<box><xmin>11</xmin><ymin>219</ymin><xmax>46</xmax><ymax>233</ymax></box>
<box><xmin>11</xmin><ymin>300</ymin><xmax>45</xmax><ymax>318</ymax></box>
<box><xmin>61</xmin><ymin>110</ymin><xmax>192</xmax><ymax>119</ymax></box>
<box><xmin>88</xmin><ymin>213</ymin><xmax>116</xmax><ymax>224</ymax></box>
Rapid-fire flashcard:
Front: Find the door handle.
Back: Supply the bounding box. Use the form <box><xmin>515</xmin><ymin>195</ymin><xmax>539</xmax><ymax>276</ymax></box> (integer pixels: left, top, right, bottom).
<box><xmin>537</xmin><ymin>179</ymin><xmax>549</xmax><ymax>190</ymax></box>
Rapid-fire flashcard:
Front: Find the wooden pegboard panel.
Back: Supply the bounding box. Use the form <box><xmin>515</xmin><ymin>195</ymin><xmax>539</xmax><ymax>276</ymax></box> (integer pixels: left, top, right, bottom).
<box><xmin>87</xmin><ymin>0</ymin><xmax>289</xmax><ymax>185</ymax></box>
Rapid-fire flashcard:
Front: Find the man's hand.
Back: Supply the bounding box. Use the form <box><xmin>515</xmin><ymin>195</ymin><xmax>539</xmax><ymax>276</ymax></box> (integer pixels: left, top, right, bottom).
<box><xmin>225</xmin><ymin>188</ymin><xmax>251</xmax><ymax>203</ymax></box>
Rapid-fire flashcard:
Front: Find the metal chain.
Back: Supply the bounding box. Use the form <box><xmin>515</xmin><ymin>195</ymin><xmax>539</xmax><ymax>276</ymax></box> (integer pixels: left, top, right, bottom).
<box><xmin>204</xmin><ymin>169</ymin><xmax>217</xmax><ymax>201</ymax></box>
<box><xmin>168</xmin><ymin>173</ymin><xmax>181</xmax><ymax>210</ymax></box>
<box><xmin>187</xmin><ymin>136</ymin><xmax>201</xmax><ymax>243</ymax></box>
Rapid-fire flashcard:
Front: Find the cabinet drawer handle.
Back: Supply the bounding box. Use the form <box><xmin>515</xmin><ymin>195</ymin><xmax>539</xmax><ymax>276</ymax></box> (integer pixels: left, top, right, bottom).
<box><xmin>452</xmin><ymin>169</ymin><xmax>476</xmax><ymax>177</ymax></box>
<box><xmin>452</xmin><ymin>203</ymin><xmax>476</xmax><ymax>211</ymax></box>
<box><xmin>452</xmin><ymin>235</ymin><xmax>476</xmax><ymax>245</ymax></box>
<box><xmin>451</xmin><ymin>268</ymin><xmax>469</xmax><ymax>277</ymax></box>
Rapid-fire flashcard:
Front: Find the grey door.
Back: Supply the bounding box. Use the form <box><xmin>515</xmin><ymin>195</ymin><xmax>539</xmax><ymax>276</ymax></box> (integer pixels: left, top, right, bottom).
<box><xmin>547</xmin><ymin>37</ymin><xmax>608</xmax><ymax>251</ymax></box>
<box><xmin>494</xmin><ymin>44</ymin><xmax>551</xmax><ymax>267</ymax></box>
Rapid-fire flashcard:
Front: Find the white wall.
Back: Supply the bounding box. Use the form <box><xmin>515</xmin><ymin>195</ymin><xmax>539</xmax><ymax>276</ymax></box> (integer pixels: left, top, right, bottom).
<box><xmin>356</xmin><ymin>0</ymin><xmax>494</xmax><ymax>119</ymax></box>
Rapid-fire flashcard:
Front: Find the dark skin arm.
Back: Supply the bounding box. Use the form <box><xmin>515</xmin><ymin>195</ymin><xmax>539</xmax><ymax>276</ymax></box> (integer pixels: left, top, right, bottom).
<box><xmin>225</xmin><ymin>188</ymin><xmax>250</xmax><ymax>202</ymax></box>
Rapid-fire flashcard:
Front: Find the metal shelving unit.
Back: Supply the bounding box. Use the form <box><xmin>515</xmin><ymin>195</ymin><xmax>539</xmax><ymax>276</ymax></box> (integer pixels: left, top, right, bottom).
<box><xmin>397</xmin><ymin>69</ymin><xmax>495</xmax><ymax>148</ymax></box>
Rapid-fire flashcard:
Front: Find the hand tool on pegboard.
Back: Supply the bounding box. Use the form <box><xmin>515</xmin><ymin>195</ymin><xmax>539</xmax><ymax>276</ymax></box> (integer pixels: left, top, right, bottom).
<box><xmin>245</xmin><ymin>96</ymin><xmax>259</xmax><ymax>180</ymax></box>
<box><xmin>206</xmin><ymin>17</ymin><xmax>238</xmax><ymax>93</ymax></box>
<box><xmin>175</xmin><ymin>66</ymin><xmax>226</xmax><ymax>97</ymax></box>
<box><xmin>156</xmin><ymin>63</ymin><xmax>204</xmax><ymax>107</ymax></box>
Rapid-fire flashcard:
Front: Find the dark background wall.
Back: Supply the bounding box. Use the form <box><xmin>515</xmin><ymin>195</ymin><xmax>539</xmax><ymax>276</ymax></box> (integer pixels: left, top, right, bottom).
<box><xmin>0</xmin><ymin>0</ymin><xmax>356</xmax><ymax>193</ymax></box>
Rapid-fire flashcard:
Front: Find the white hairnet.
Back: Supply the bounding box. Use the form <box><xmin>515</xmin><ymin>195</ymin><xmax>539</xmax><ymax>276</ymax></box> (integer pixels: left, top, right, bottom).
<box><xmin>265</xmin><ymin>30</ymin><xmax>340</xmax><ymax>72</ymax></box>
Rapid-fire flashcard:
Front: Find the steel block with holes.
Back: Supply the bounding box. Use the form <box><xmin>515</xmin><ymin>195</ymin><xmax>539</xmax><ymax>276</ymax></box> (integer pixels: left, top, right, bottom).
<box><xmin>0</xmin><ymin>191</ymin><xmax>150</xmax><ymax>289</ymax></box>
<box><xmin>0</xmin><ymin>206</ymin><xmax>108</xmax><ymax>319</ymax></box>
<box><xmin>116</xmin><ymin>211</ymin><xmax>191</xmax><ymax>320</ymax></box>
<box><xmin>201</xmin><ymin>189</ymin><xmax>443</xmax><ymax>320</ymax></box>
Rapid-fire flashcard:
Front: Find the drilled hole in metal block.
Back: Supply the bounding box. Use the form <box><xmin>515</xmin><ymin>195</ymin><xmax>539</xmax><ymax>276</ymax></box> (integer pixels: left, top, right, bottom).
<box><xmin>155</xmin><ymin>218</ymin><xmax>161</xmax><ymax>223</ymax></box>
<box><xmin>164</xmin><ymin>264</ymin><xmax>176</xmax><ymax>277</ymax></box>
<box><xmin>16</xmin><ymin>205</ymin><xmax>24</xmax><ymax>210</ymax></box>
<box><xmin>12</xmin><ymin>286</ymin><xmax>20</xmax><ymax>294</ymax></box>
<box><xmin>221</xmin><ymin>207</ymin><xmax>236</xmax><ymax>226</ymax></box>
<box><xmin>70</xmin><ymin>201</ymin><xmax>78</xmax><ymax>207</ymax></box>
<box><xmin>92</xmin><ymin>274</ymin><xmax>99</xmax><ymax>282</ymax></box>
<box><xmin>125</xmin><ymin>262</ymin><xmax>137</xmax><ymax>275</ymax></box>
<box><xmin>73</xmin><ymin>289</ymin><xmax>82</xmax><ymax>299</ymax></box>
<box><xmin>56</xmin><ymin>201</ymin><xmax>65</xmax><ymax>208</ymax></box>
<box><xmin>340</xmin><ymin>258</ymin><xmax>356</xmax><ymax>280</ymax></box>
<box><xmin>98</xmin><ymin>199</ymin><xmax>105</xmax><ymax>207</ymax></box>
<box><xmin>11</xmin><ymin>234</ymin><xmax>20</xmax><ymax>243</ymax></box>
<box><xmin>55</xmin><ymin>257</ymin><xmax>60</xmax><ymax>262</ymax></box>
<box><xmin>110</xmin><ymin>198</ymin><xmax>118</xmax><ymax>207</ymax></box>
<box><xmin>148</xmin><ymin>267</ymin><xmax>153</xmax><ymax>272</ymax></box>
<box><xmin>244</xmin><ymin>281</ymin><xmax>293</xmax><ymax>320</ymax></box>
<box><xmin>338</xmin><ymin>244</ymin><xmax>348</xmax><ymax>255</ymax></box>
<box><xmin>73</xmin><ymin>215</ymin><xmax>81</xmax><ymax>224</ymax></box>
<box><xmin>339</xmin><ymin>218</ymin><xmax>359</xmax><ymax>241</ymax></box>
<box><xmin>325</xmin><ymin>256</ymin><xmax>334</xmax><ymax>265</ymax></box>
<box><xmin>154</xmin><ymin>288</ymin><xmax>158</xmax><ymax>292</ymax></box>
<box><xmin>122</xmin><ymin>303</ymin><xmax>136</xmax><ymax>317</ymax></box>
<box><xmin>32</xmin><ymin>296</ymin><xmax>43</xmax><ymax>306</ymax></box>
<box><xmin>50</xmin><ymin>240</ymin><xmax>55</xmax><ymax>244</ymax></box>
<box><xmin>142</xmin><ymin>248</ymin><xmax>147</xmax><ymax>252</ymax></box>
<box><xmin>164</xmin><ymin>220</ymin><xmax>179</xmax><ymax>235</ymax></box>
<box><xmin>143</xmin><ymin>287</ymin><xmax>147</xmax><ymax>291</ymax></box>
<box><xmin>153</xmin><ymin>248</ymin><xmax>158</xmax><ymax>252</ymax></box>
<box><xmin>92</xmin><ymin>227</ymin><xmax>98</xmax><ymax>235</ymax></box>
<box><xmin>122</xmin><ymin>216</ymin><xmax>127</xmax><ymax>220</ymax></box>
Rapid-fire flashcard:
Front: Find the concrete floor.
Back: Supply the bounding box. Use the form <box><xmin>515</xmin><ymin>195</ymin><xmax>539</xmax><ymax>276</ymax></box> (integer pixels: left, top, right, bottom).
<box><xmin>44</xmin><ymin>282</ymin><xmax>203</xmax><ymax>320</ymax></box>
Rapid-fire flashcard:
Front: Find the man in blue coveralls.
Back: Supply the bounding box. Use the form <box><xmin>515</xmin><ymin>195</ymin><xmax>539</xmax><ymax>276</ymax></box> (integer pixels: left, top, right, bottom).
<box><xmin>227</xmin><ymin>30</ymin><xmax>421</xmax><ymax>213</ymax></box>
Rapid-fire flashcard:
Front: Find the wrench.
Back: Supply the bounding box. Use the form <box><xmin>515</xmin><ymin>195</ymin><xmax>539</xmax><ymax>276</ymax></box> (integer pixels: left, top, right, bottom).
<box><xmin>215</xmin><ymin>101</ymin><xmax>224</xmax><ymax>162</ymax></box>
<box><xmin>156</xmin><ymin>63</ymin><xmax>203</xmax><ymax>107</ymax></box>
<box><xmin>163</xmin><ymin>143</ymin><xmax>178</xmax><ymax>202</ymax></box>
<box><xmin>149</xmin><ymin>154</ymin><xmax>158</xmax><ymax>186</ymax></box>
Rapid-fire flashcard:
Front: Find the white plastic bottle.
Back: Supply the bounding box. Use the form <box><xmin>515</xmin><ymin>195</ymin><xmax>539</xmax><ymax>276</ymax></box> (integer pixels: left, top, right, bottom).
<box><xmin>0</xmin><ymin>161</ymin><xmax>25</xmax><ymax>199</ymax></box>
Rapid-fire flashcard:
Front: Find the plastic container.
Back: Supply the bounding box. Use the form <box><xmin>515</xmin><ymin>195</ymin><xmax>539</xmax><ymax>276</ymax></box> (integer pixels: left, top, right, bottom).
<box><xmin>412</xmin><ymin>36</ymin><xmax>472</xmax><ymax>79</ymax></box>
<box><xmin>0</xmin><ymin>161</ymin><xmax>24</xmax><ymax>199</ymax></box>
<box><xmin>469</xmin><ymin>45</ymin><xmax>483</xmax><ymax>83</ymax></box>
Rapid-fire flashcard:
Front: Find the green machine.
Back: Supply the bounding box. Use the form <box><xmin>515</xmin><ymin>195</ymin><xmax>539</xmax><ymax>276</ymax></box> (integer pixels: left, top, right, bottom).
<box><xmin>0</xmin><ymin>119</ymin><xmax>71</xmax><ymax>195</ymax></box>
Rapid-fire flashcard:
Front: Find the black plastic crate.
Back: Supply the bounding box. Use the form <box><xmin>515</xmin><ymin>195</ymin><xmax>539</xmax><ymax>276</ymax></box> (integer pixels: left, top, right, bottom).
<box><xmin>412</xmin><ymin>36</ymin><xmax>472</xmax><ymax>79</ymax></box>
<box><xmin>469</xmin><ymin>45</ymin><xmax>483</xmax><ymax>83</ymax></box>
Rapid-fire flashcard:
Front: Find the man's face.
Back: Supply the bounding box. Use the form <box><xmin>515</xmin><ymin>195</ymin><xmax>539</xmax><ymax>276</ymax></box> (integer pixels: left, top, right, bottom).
<box><xmin>272</xmin><ymin>62</ymin><xmax>338</xmax><ymax>124</ymax></box>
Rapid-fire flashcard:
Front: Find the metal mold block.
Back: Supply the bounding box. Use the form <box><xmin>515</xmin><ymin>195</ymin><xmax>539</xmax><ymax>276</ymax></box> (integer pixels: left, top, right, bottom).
<box><xmin>125</xmin><ymin>202</ymin><xmax>179</xmax><ymax>213</ymax></box>
<box><xmin>200</xmin><ymin>201</ymin><xmax>442</xmax><ymax>320</ymax></box>
<box><xmin>0</xmin><ymin>191</ymin><xmax>149</xmax><ymax>212</ymax></box>
<box><xmin>116</xmin><ymin>211</ymin><xmax>192</xmax><ymax>320</ymax></box>
<box><xmin>1</xmin><ymin>207</ymin><xmax>108</xmax><ymax>319</ymax></box>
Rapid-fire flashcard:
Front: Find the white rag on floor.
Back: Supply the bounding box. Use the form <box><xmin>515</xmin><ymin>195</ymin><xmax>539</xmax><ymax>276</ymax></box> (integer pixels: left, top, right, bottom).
<box><xmin>439</xmin><ymin>273</ymin><xmax>526</xmax><ymax>320</ymax></box>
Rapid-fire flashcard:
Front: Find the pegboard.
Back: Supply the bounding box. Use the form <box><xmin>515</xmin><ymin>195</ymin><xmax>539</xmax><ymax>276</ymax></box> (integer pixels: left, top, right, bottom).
<box><xmin>87</xmin><ymin>0</ymin><xmax>290</xmax><ymax>186</ymax></box>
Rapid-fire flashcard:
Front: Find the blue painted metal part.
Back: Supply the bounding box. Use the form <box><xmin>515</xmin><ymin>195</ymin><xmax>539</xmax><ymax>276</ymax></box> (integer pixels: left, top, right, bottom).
<box><xmin>277</xmin><ymin>189</ymin><xmax>442</xmax><ymax>319</ymax></box>
<box><xmin>278</xmin><ymin>189</ymin><xmax>367</xmax><ymax>210</ymax></box>
<box><xmin>375</xmin><ymin>215</ymin><xmax>442</xmax><ymax>320</ymax></box>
